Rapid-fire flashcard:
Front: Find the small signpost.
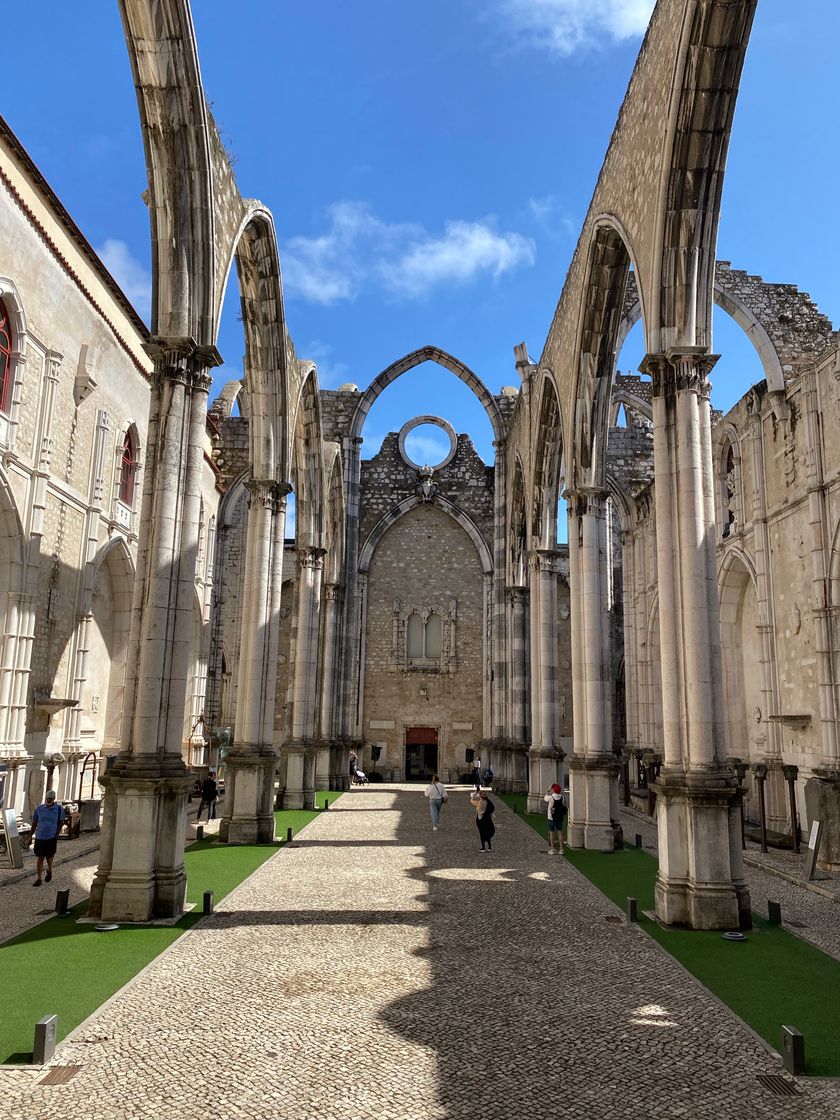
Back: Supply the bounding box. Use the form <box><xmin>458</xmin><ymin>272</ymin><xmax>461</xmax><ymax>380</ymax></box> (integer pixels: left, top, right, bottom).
<box><xmin>804</xmin><ymin>820</ymin><xmax>823</xmax><ymax>881</ymax></box>
<box><xmin>0</xmin><ymin>808</ymin><xmax>24</xmax><ymax>869</ymax></box>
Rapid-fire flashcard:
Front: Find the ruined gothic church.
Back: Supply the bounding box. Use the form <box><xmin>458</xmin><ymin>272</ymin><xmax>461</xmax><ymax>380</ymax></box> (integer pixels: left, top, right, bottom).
<box><xmin>1</xmin><ymin>0</ymin><xmax>839</xmax><ymax>932</ymax></box>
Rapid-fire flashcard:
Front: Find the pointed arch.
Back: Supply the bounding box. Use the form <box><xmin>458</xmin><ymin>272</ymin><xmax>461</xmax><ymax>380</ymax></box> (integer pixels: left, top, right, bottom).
<box><xmin>290</xmin><ymin>364</ymin><xmax>325</xmax><ymax>549</ymax></box>
<box><xmin>348</xmin><ymin>346</ymin><xmax>504</xmax><ymax>445</ymax></box>
<box><xmin>218</xmin><ymin>206</ymin><xmax>290</xmax><ymax>482</ymax></box>
<box><xmin>359</xmin><ymin>495</ymin><xmax>493</xmax><ymax>576</ymax></box>
<box><xmin>531</xmin><ymin>373</ymin><xmax>565</xmax><ymax>549</ymax></box>
<box><xmin>508</xmin><ymin>454</ymin><xmax>528</xmax><ymax>585</ymax></box>
<box><xmin>323</xmin><ymin>443</ymin><xmax>346</xmax><ymax>585</ymax></box>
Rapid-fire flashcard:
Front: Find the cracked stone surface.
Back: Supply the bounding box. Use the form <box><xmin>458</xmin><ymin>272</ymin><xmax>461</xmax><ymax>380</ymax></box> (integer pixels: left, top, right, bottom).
<box><xmin>1</xmin><ymin>786</ymin><xmax>838</xmax><ymax>1119</ymax></box>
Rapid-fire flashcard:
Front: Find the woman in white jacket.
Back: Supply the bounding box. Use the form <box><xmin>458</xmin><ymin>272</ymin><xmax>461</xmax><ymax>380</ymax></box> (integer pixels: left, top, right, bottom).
<box><xmin>424</xmin><ymin>774</ymin><xmax>448</xmax><ymax>830</ymax></box>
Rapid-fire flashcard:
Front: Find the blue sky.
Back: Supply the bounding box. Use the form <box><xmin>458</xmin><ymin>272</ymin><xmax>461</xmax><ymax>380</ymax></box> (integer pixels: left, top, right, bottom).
<box><xmin>3</xmin><ymin>2</ymin><xmax>838</xmax><ymax>467</ymax></box>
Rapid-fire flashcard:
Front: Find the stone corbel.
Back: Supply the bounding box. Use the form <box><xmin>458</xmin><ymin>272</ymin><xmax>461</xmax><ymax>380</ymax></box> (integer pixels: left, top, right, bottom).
<box><xmin>74</xmin><ymin>344</ymin><xmax>97</xmax><ymax>406</ymax></box>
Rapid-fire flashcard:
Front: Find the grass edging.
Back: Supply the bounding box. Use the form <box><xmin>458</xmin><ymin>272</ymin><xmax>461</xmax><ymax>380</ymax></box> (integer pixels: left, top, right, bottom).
<box><xmin>0</xmin><ymin>790</ymin><xmax>341</xmax><ymax>1065</ymax></box>
<box><xmin>501</xmin><ymin>792</ymin><xmax>840</xmax><ymax>1077</ymax></box>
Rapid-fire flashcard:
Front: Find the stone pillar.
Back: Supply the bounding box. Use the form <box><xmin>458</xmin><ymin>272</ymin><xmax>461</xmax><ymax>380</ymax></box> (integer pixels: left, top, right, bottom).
<box><xmin>340</xmin><ymin>437</ymin><xmax>363</xmax><ymax>741</ymax></box>
<box><xmin>506</xmin><ymin>586</ymin><xmax>529</xmax><ymax>747</ymax></box>
<box><xmin>89</xmin><ymin>341</ymin><xmax>218</xmax><ymax>922</ymax></box>
<box><xmin>643</xmin><ymin>350</ymin><xmax>749</xmax><ymax>930</ymax></box>
<box><xmin>799</xmin><ymin>369</ymin><xmax>840</xmax><ymax>866</ymax></box>
<box><xmin>220</xmin><ymin>479</ymin><xmax>289</xmax><ymax>844</ymax></box>
<box><xmin>318</xmin><ymin>582</ymin><xmax>344</xmax><ymax>789</ymax></box>
<box><xmin>284</xmin><ymin>546</ymin><xmax>325</xmax><ymax>809</ymax></box>
<box><xmin>566</xmin><ymin>487</ymin><xmax>620</xmax><ymax>851</ymax></box>
<box><xmin>528</xmin><ymin>550</ymin><xmax>563</xmax><ymax>811</ymax></box>
<box><xmin>491</xmin><ymin>441</ymin><xmax>508</xmax><ymax>738</ymax></box>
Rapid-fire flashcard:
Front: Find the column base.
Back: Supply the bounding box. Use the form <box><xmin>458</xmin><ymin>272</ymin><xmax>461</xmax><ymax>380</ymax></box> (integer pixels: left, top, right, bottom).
<box><xmin>527</xmin><ymin>746</ymin><xmax>565</xmax><ymax>813</ymax></box>
<box><xmin>805</xmin><ymin>771</ymin><xmax>840</xmax><ymax>870</ymax></box>
<box><xmin>653</xmin><ymin>767</ymin><xmax>751</xmax><ymax>930</ymax></box>
<box><xmin>566</xmin><ymin>754</ymin><xmax>622</xmax><ymax>851</ymax></box>
<box><xmin>88</xmin><ymin>756</ymin><xmax>192</xmax><ymax>923</ymax></box>
<box><xmin>218</xmin><ymin>746</ymin><xmax>277</xmax><ymax>845</ymax></box>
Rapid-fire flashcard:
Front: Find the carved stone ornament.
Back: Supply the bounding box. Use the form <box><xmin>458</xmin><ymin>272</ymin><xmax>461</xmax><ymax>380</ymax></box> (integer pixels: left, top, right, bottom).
<box><xmin>790</xmin><ymin>602</ymin><xmax>801</xmax><ymax>635</ymax></box>
<box><xmin>417</xmin><ymin>465</ymin><xmax>437</xmax><ymax>502</ymax></box>
<box><xmin>753</xmin><ymin>706</ymin><xmax>762</xmax><ymax>724</ymax></box>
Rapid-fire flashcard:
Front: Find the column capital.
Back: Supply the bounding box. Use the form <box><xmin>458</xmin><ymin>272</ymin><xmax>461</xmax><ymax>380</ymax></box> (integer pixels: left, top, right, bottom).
<box><xmin>564</xmin><ymin>485</ymin><xmax>609</xmax><ymax>518</ymax></box>
<box><xmin>245</xmin><ymin>479</ymin><xmax>293</xmax><ymax>511</ymax></box>
<box><xmin>297</xmin><ymin>546</ymin><xmax>327</xmax><ymax>571</ymax></box>
<box><xmin>534</xmin><ymin>548</ymin><xmax>562</xmax><ymax>574</ymax></box>
<box><xmin>505</xmin><ymin>585</ymin><xmax>528</xmax><ymax>606</ymax></box>
<box><xmin>641</xmin><ymin>349</ymin><xmax>719</xmax><ymax>400</ymax></box>
<box><xmin>324</xmin><ymin>582</ymin><xmax>345</xmax><ymax>602</ymax></box>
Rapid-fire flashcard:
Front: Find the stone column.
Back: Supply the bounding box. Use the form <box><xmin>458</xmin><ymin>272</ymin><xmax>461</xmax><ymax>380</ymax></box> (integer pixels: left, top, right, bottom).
<box><xmin>798</xmin><ymin>370</ymin><xmax>840</xmax><ymax>866</ymax></box>
<box><xmin>506</xmin><ymin>586</ymin><xmax>529</xmax><ymax>748</ymax></box>
<box><xmin>566</xmin><ymin>487</ymin><xmax>620</xmax><ymax>851</ymax></box>
<box><xmin>643</xmin><ymin>350</ymin><xmax>749</xmax><ymax>929</ymax></box>
<box><xmin>89</xmin><ymin>340</ymin><xmax>218</xmax><ymax>922</ymax></box>
<box><xmin>319</xmin><ymin>582</ymin><xmax>344</xmax><ymax>789</ymax></box>
<box><xmin>528</xmin><ymin>550</ymin><xmax>563</xmax><ymax>811</ymax></box>
<box><xmin>220</xmin><ymin>479</ymin><xmax>289</xmax><ymax>844</ymax></box>
<box><xmin>284</xmin><ymin>546</ymin><xmax>325</xmax><ymax>809</ymax></box>
<box><xmin>340</xmin><ymin>437</ymin><xmax>363</xmax><ymax>741</ymax></box>
<box><xmin>491</xmin><ymin>441</ymin><xmax>508</xmax><ymax>738</ymax></box>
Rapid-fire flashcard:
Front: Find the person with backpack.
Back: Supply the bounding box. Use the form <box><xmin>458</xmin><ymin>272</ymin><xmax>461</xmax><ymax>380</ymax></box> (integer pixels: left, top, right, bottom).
<box><xmin>470</xmin><ymin>790</ymin><xmax>496</xmax><ymax>852</ymax></box>
<box><xmin>544</xmin><ymin>782</ymin><xmax>566</xmax><ymax>854</ymax></box>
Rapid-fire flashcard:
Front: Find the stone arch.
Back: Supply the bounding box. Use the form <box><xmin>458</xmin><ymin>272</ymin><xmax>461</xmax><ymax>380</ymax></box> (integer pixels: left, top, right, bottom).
<box><xmin>88</xmin><ymin>536</ymin><xmax>135</xmax><ymax>751</ymax></box>
<box><xmin>0</xmin><ymin>276</ymin><xmax>30</xmax><ymax>447</ymax></box>
<box><xmin>348</xmin><ymin>346</ymin><xmax>504</xmax><ymax>447</ymax></box>
<box><xmin>645</xmin><ymin>592</ymin><xmax>663</xmax><ymax>757</ymax></box>
<box><xmin>119</xmin><ymin>0</ymin><xmax>215</xmax><ymax>343</ymax></box>
<box><xmin>290</xmin><ymin>364</ymin><xmax>325</xmax><ymax>549</ymax></box>
<box><xmin>653</xmin><ymin>2</ymin><xmax>757</xmax><ymax>349</ymax></box>
<box><xmin>570</xmin><ymin>218</ymin><xmax>642</xmax><ymax>489</ymax></box>
<box><xmin>323</xmin><ymin>444</ymin><xmax>346</xmax><ymax>585</ymax></box>
<box><xmin>217</xmin><ymin>207</ymin><xmax>290</xmax><ymax>482</ymax></box>
<box><xmin>359</xmin><ymin>495</ymin><xmax>493</xmax><ymax>577</ymax></box>
<box><xmin>531</xmin><ymin>373</ymin><xmax>566</xmax><ymax>550</ymax></box>
<box><xmin>718</xmin><ymin>548</ymin><xmax>761</xmax><ymax>767</ymax></box>
<box><xmin>210</xmin><ymin>379</ymin><xmax>249</xmax><ymax>423</ymax></box>
<box><xmin>184</xmin><ymin>584</ymin><xmax>209</xmax><ymax>765</ymax></box>
<box><xmin>508</xmin><ymin>455</ymin><xmax>528</xmax><ymax>585</ymax></box>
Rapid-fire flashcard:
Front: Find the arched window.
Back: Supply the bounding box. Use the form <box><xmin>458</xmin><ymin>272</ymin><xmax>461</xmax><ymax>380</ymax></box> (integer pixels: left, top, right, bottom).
<box><xmin>118</xmin><ymin>429</ymin><xmax>136</xmax><ymax>507</ymax></box>
<box><xmin>406</xmin><ymin>611</ymin><xmax>442</xmax><ymax>661</ymax></box>
<box><xmin>0</xmin><ymin>299</ymin><xmax>13</xmax><ymax>414</ymax></box>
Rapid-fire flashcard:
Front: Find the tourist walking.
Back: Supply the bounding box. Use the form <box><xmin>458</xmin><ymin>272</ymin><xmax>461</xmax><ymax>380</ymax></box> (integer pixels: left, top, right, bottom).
<box><xmin>544</xmin><ymin>782</ymin><xmax>566</xmax><ymax>854</ymax></box>
<box><xmin>470</xmin><ymin>790</ymin><xmax>495</xmax><ymax>851</ymax></box>
<box><xmin>196</xmin><ymin>772</ymin><xmax>219</xmax><ymax>821</ymax></box>
<box><xmin>472</xmin><ymin>756</ymin><xmax>483</xmax><ymax>792</ymax></box>
<box><xmin>424</xmin><ymin>774</ymin><xmax>448</xmax><ymax>830</ymax></box>
<box><xmin>31</xmin><ymin>789</ymin><xmax>66</xmax><ymax>886</ymax></box>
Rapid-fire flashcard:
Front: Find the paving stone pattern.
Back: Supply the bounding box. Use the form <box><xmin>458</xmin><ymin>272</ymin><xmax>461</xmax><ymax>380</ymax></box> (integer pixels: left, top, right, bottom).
<box><xmin>2</xmin><ymin>788</ymin><xmax>839</xmax><ymax>1119</ymax></box>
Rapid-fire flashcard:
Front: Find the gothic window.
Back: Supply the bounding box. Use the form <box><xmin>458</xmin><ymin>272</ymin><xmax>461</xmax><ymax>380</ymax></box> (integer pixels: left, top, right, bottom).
<box><xmin>395</xmin><ymin>602</ymin><xmax>456</xmax><ymax>671</ymax></box>
<box><xmin>406</xmin><ymin>611</ymin><xmax>441</xmax><ymax>661</ymax></box>
<box><xmin>720</xmin><ymin>438</ymin><xmax>740</xmax><ymax>539</ymax></box>
<box><xmin>118</xmin><ymin>428</ymin><xmax>137</xmax><ymax>507</ymax></box>
<box><xmin>0</xmin><ymin>300</ymin><xmax>12</xmax><ymax>414</ymax></box>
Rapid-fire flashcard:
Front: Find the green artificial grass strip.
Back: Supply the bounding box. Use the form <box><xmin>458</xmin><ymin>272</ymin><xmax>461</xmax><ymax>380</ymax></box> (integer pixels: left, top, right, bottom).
<box><xmin>501</xmin><ymin>792</ymin><xmax>840</xmax><ymax>1076</ymax></box>
<box><xmin>0</xmin><ymin>791</ymin><xmax>343</xmax><ymax>1064</ymax></box>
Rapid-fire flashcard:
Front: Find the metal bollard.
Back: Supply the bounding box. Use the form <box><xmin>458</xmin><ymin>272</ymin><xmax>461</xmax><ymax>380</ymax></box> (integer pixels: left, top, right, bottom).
<box><xmin>55</xmin><ymin>888</ymin><xmax>70</xmax><ymax>916</ymax></box>
<box><xmin>33</xmin><ymin>1015</ymin><xmax>58</xmax><ymax>1065</ymax></box>
<box><xmin>635</xmin><ymin>834</ymin><xmax>642</xmax><ymax>848</ymax></box>
<box><xmin>196</xmin><ymin>825</ymin><xmax>204</xmax><ymax>841</ymax></box>
<box><xmin>768</xmin><ymin>900</ymin><xmax>782</xmax><ymax>925</ymax></box>
<box><xmin>203</xmin><ymin>890</ymin><xmax>214</xmax><ymax>915</ymax></box>
<box><xmin>626</xmin><ymin>897</ymin><xmax>638</xmax><ymax>922</ymax></box>
<box><xmin>324</xmin><ymin>800</ymin><xmax>329</xmax><ymax>810</ymax></box>
<box><xmin>287</xmin><ymin>827</ymin><xmax>293</xmax><ymax>842</ymax></box>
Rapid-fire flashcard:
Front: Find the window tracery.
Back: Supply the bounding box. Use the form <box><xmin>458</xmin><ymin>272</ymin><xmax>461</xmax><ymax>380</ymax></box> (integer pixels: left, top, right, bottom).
<box><xmin>392</xmin><ymin>600</ymin><xmax>457</xmax><ymax>672</ymax></box>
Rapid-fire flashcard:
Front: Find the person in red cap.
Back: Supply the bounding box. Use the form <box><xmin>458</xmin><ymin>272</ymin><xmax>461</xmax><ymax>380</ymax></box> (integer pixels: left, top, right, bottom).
<box><xmin>544</xmin><ymin>782</ymin><xmax>566</xmax><ymax>854</ymax></box>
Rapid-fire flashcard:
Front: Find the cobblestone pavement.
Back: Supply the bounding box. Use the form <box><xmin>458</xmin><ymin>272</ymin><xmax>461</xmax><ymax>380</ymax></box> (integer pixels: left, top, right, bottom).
<box><xmin>621</xmin><ymin>807</ymin><xmax>840</xmax><ymax>961</ymax></box>
<box><xmin>2</xmin><ymin>787</ymin><xmax>838</xmax><ymax>1120</ymax></box>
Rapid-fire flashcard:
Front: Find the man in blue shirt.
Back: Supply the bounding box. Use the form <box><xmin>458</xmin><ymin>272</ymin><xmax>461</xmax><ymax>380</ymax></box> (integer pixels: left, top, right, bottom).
<box><xmin>31</xmin><ymin>789</ymin><xmax>66</xmax><ymax>886</ymax></box>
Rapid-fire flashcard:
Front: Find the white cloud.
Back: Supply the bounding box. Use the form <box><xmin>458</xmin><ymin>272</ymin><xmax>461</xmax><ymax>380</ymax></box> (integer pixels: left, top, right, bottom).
<box><xmin>404</xmin><ymin>432</ymin><xmax>450</xmax><ymax>465</ymax></box>
<box><xmin>386</xmin><ymin>221</ymin><xmax>535</xmax><ymax>299</ymax></box>
<box><xmin>282</xmin><ymin>203</ymin><xmax>534</xmax><ymax>304</ymax></box>
<box><xmin>96</xmin><ymin>238</ymin><xmax>152</xmax><ymax>321</ymax></box>
<box><xmin>498</xmin><ymin>0</ymin><xmax>654</xmax><ymax>55</ymax></box>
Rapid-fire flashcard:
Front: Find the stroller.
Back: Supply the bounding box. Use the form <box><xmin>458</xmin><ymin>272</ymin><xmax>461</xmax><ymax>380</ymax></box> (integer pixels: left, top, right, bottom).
<box><xmin>351</xmin><ymin>767</ymin><xmax>369</xmax><ymax>785</ymax></box>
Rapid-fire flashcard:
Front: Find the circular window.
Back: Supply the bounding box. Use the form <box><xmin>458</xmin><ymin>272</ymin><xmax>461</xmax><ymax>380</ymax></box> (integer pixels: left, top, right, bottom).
<box><xmin>398</xmin><ymin>415</ymin><xmax>457</xmax><ymax>470</ymax></box>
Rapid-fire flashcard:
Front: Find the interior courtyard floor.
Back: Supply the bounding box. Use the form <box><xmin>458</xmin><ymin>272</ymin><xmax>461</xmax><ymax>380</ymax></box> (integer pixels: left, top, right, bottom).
<box><xmin>2</xmin><ymin>785</ymin><xmax>839</xmax><ymax>1120</ymax></box>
